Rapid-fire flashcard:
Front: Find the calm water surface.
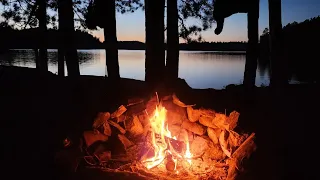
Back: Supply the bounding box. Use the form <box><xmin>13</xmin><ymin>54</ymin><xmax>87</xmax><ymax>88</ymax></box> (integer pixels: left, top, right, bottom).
<box><xmin>0</xmin><ymin>49</ymin><xmax>273</xmax><ymax>89</ymax></box>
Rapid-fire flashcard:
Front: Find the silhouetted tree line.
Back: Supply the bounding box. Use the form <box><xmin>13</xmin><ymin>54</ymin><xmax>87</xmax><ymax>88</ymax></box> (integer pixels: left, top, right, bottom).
<box><xmin>260</xmin><ymin>16</ymin><xmax>320</xmax><ymax>82</ymax></box>
<box><xmin>0</xmin><ymin>27</ymin><xmax>102</xmax><ymax>49</ymax></box>
<box><xmin>0</xmin><ymin>26</ymin><xmax>247</xmax><ymax>51</ymax></box>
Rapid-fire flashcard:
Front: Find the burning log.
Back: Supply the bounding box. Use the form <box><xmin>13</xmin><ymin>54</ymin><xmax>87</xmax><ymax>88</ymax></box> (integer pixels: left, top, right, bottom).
<box><xmin>125</xmin><ymin>116</ymin><xmax>144</xmax><ymax>136</ymax></box>
<box><xmin>118</xmin><ymin>134</ymin><xmax>134</xmax><ymax>150</ymax></box>
<box><xmin>187</xmin><ymin>106</ymin><xmax>200</xmax><ymax>122</ymax></box>
<box><xmin>207</xmin><ymin>127</ymin><xmax>219</xmax><ymax>145</ymax></box>
<box><xmin>92</xmin><ymin>112</ymin><xmax>110</xmax><ymax>129</ymax></box>
<box><xmin>111</xmin><ymin>105</ymin><xmax>127</xmax><ymax>118</ymax></box>
<box><xmin>167</xmin><ymin>124</ymin><xmax>181</xmax><ymax>138</ymax></box>
<box><xmin>83</xmin><ymin>130</ymin><xmax>108</xmax><ymax>147</ymax></box>
<box><xmin>108</xmin><ymin>120</ymin><xmax>126</xmax><ymax>134</ymax></box>
<box><xmin>181</xmin><ymin>120</ymin><xmax>206</xmax><ymax>136</ymax></box>
<box><xmin>165</xmin><ymin>154</ymin><xmax>176</xmax><ymax>171</ymax></box>
<box><xmin>226</xmin><ymin>133</ymin><xmax>256</xmax><ymax>180</ymax></box>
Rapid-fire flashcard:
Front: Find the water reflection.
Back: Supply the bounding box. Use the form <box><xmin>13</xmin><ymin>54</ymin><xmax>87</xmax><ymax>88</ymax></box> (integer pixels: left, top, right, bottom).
<box><xmin>0</xmin><ymin>49</ymin><xmax>275</xmax><ymax>89</ymax></box>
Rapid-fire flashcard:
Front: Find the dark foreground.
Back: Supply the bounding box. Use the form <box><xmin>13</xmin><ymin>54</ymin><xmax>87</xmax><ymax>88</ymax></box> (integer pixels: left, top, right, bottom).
<box><xmin>0</xmin><ymin>65</ymin><xmax>317</xmax><ymax>180</ymax></box>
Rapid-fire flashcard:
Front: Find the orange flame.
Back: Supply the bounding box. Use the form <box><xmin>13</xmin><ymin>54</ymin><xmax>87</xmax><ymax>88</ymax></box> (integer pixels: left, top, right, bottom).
<box><xmin>142</xmin><ymin>104</ymin><xmax>193</xmax><ymax>170</ymax></box>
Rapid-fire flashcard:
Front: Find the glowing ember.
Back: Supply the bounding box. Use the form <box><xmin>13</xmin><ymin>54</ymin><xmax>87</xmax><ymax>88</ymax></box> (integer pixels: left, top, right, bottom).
<box><xmin>142</xmin><ymin>104</ymin><xmax>193</xmax><ymax>170</ymax></box>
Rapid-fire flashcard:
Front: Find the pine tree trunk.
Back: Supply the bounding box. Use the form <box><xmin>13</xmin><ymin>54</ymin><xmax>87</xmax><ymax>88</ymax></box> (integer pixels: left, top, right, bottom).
<box><xmin>243</xmin><ymin>0</ymin><xmax>259</xmax><ymax>90</ymax></box>
<box><xmin>58</xmin><ymin>0</ymin><xmax>80</xmax><ymax>77</ymax></box>
<box><xmin>38</xmin><ymin>0</ymin><xmax>48</xmax><ymax>71</ymax></box>
<box><xmin>166</xmin><ymin>0</ymin><xmax>179</xmax><ymax>81</ymax></box>
<box><xmin>58</xmin><ymin>49</ymin><xmax>65</xmax><ymax>76</ymax></box>
<box><xmin>268</xmin><ymin>0</ymin><xmax>287</xmax><ymax>87</ymax></box>
<box><xmin>144</xmin><ymin>0</ymin><xmax>165</xmax><ymax>85</ymax></box>
<box><xmin>104</xmin><ymin>0</ymin><xmax>120</xmax><ymax>79</ymax></box>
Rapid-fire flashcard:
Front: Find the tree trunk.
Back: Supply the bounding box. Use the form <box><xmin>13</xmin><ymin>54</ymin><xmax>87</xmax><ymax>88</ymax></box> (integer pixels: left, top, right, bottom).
<box><xmin>166</xmin><ymin>0</ymin><xmax>179</xmax><ymax>81</ymax></box>
<box><xmin>34</xmin><ymin>49</ymin><xmax>40</xmax><ymax>68</ymax></box>
<box><xmin>144</xmin><ymin>0</ymin><xmax>166</xmax><ymax>85</ymax></box>
<box><xmin>104</xmin><ymin>0</ymin><xmax>120</xmax><ymax>79</ymax></box>
<box><xmin>58</xmin><ymin>49</ymin><xmax>65</xmax><ymax>76</ymax></box>
<box><xmin>38</xmin><ymin>0</ymin><xmax>48</xmax><ymax>71</ymax></box>
<box><xmin>58</xmin><ymin>0</ymin><xmax>80</xmax><ymax>77</ymax></box>
<box><xmin>243</xmin><ymin>0</ymin><xmax>259</xmax><ymax>90</ymax></box>
<box><xmin>268</xmin><ymin>0</ymin><xmax>287</xmax><ymax>87</ymax></box>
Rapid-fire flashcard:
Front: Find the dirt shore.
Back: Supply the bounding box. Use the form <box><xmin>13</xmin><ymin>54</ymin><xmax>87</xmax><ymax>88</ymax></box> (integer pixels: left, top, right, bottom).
<box><xmin>0</xmin><ymin>65</ymin><xmax>317</xmax><ymax>180</ymax></box>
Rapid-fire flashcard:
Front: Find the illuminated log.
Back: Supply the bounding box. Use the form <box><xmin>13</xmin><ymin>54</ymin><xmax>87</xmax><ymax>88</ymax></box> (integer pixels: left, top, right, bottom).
<box><xmin>181</xmin><ymin>120</ymin><xmax>206</xmax><ymax>135</ymax></box>
<box><xmin>226</xmin><ymin>133</ymin><xmax>256</xmax><ymax>180</ymax></box>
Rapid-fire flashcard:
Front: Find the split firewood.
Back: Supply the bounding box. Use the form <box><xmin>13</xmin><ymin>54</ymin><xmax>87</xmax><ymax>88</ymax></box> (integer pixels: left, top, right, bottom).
<box><xmin>181</xmin><ymin>120</ymin><xmax>206</xmax><ymax>136</ymax></box>
<box><xmin>227</xmin><ymin>111</ymin><xmax>240</xmax><ymax>130</ymax></box>
<box><xmin>108</xmin><ymin>120</ymin><xmax>126</xmax><ymax>134</ymax></box>
<box><xmin>212</xmin><ymin>113</ymin><xmax>229</xmax><ymax>130</ymax></box>
<box><xmin>111</xmin><ymin>105</ymin><xmax>127</xmax><ymax>118</ymax></box>
<box><xmin>172</xmin><ymin>94</ymin><xmax>195</xmax><ymax>107</ymax></box>
<box><xmin>118</xmin><ymin>134</ymin><xmax>134</xmax><ymax>150</ymax></box>
<box><xmin>92</xmin><ymin>112</ymin><xmax>110</xmax><ymax>129</ymax></box>
<box><xmin>226</xmin><ymin>133</ymin><xmax>256</xmax><ymax>180</ymax></box>
<box><xmin>145</xmin><ymin>95</ymin><xmax>158</xmax><ymax>115</ymax></box>
<box><xmin>83</xmin><ymin>130</ymin><xmax>108</xmax><ymax>147</ymax></box>
<box><xmin>125</xmin><ymin>116</ymin><xmax>144</xmax><ymax>136</ymax></box>
<box><xmin>203</xmin><ymin>140</ymin><xmax>226</xmax><ymax>160</ymax></box>
<box><xmin>116</xmin><ymin>114</ymin><xmax>126</xmax><ymax>123</ymax></box>
<box><xmin>207</xmin><ymin>127</ymin><xmax>219</xmax><ymax>144</ymax></box>
<box><xmin>199</xmin><ymin>116</ymin><xmax>218</xmax><ymax>128</ymax></box>
<box><xmin>126</xmin><ymin>102</ymin><xmax>146</xmax><ymax>116</ymax></box>
<box><xmin>219</xmin><ymin>130</ymin><xmax>232</xmax><ymax>158</ymax></box>
<box><xmin>166</xmin><ymin>111</ymin><xmax>185</xmax><ymax>126</ymax></box>
<box><xmin>127</xmin><ymin>97</ymin><xmax>144</xmax><ymax>107</ymax></box>
<box><xmin>103</xmin><ymin>121</ymin><xmax>112</xmax><ymax>136</ymax></box>
<box><xmin>228</xmin><ymin>130</ymin><xmax>244</xmax><ymax>148</ymax></box>
<box><xmin>165</xmin><ymin>154</ymin><xmax>175</xmax><ymax>171</ymax></box>
<box><xmin>190</xmin><ymin>136</ymin><xmax>209</xmax><ymax>156</ymax></box>
<box><xmin>187</xmin><ymin>106</ymin><xmax>201</xmax><ymax>122</ymax></box>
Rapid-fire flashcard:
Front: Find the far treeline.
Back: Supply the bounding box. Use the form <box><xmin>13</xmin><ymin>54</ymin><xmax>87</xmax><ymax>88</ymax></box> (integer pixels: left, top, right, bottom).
<box><xmin>0</xmin><ymin>27</ymin><xmax>247</xmax><ymax>51</ymax></box>
<box><xmin>260</xmin><ymin>16</ymin><xmax>320</xmax><ymax>82</ymax></box>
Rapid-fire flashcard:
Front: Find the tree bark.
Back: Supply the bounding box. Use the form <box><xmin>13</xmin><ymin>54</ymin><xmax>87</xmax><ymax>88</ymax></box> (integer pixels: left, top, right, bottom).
<box><xmin>58</xmin><ymin>49</ymin><xmax>65</xmax><ymax>76</ymax></box>
<box><xmin>58</xmin><ymin>0</ymin><xmax>80</xmax><ymax>77</ymax></box>
<box><xmin>243</xmin><ymin>0</ymin><xmax>259</xmax><ymax>90</ymax></box>
<box><xmin>268</xmin><ymin>0</ymin><xmax>287</xmax><ymax>87</ymax></box>
<box><xmin>38</xmin><ymin>0</ymin><xmax>48</xmax><ymax>71</ymax></box>
<box><xmin>104</xmin><ymin>0</ymin><xmax>120</xmax><ymax>79</ymax></box>
<box><xmin>166</xmin><ymin>0</ymin><xmax>179</xmax><ymax>81</ymax></box>
<box><xmin>144</xmin><ymin>0</ymin><xmax>166</xmax><ymax>85</ymax></box>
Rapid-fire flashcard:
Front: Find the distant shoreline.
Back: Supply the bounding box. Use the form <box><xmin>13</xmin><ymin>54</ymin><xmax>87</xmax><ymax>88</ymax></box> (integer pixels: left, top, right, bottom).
<box><xmin>7</xmin><ymin>48</ymin><xmax>247</xmax><ymax>54</ymax></box>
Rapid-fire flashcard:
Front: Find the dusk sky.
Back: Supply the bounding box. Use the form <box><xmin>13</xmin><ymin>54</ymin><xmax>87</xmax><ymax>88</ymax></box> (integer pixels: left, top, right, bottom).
<box><xmin>92</xmin><ymin>0</ymin><xmax>320</xmax><ymax>42</ymax></box>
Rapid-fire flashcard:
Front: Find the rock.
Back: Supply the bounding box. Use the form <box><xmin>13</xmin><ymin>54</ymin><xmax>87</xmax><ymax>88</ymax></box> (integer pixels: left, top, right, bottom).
<box><xmin>83</xmin><ymin>130</ymin><xmax>108</xmax><ymax>147</ymax></box>
<box><xmin>181</xmin><ymin>120</ymin><xmax>206</xmax><ymax>135</ymax></box>
<box><xmin>187</xmin><ymin>106</ymin><xmax>200</xmax><ymax>122</ymax></box>
<box><xmin>190</xmin><ymin>136</ymin><xmax>209</xmax><ymax>156</ymax></box>
<box><xmin>92</xmin><ymin>112</ymin><xmax>110</xmax><ymax>129</ymax></box>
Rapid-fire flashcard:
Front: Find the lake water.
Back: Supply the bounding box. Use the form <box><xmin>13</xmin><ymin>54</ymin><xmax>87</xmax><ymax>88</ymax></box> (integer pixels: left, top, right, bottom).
<box><xmin>0</xmin><ymin>49</ymin><xmax>275</xmax><ymax>89</ymax></box>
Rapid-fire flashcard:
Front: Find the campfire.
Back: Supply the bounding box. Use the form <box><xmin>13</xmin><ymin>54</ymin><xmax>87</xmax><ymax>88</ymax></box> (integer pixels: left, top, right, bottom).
<box><xmin>73</xmin><ymin>93</ymin><xmax>256</xmax><ymax>180</ymax></box>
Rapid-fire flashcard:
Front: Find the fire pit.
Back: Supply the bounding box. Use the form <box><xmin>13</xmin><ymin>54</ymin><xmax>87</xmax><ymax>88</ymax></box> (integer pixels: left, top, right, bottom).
<box><xmin>72</xmin><ymin>93</ymin><xmax>256</xmax><ymax>180</ymax></box>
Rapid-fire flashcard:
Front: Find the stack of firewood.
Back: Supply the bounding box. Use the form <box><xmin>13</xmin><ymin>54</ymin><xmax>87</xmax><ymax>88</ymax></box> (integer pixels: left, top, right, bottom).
<box><xmin>81</xmin><ymin>93</ymin><xmax>256</xmax><ymax>180</ymax></box>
